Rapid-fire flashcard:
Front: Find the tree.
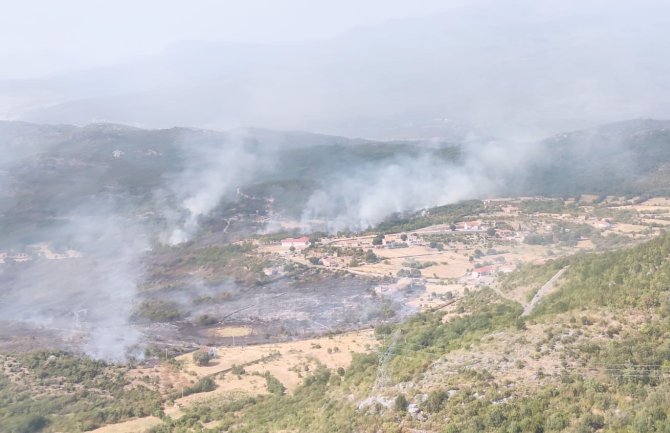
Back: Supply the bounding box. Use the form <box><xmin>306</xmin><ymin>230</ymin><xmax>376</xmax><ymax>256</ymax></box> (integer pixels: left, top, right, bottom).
<box><xmin>372</xmin><ymin>234</ymin><xmax>385</xmax><ymax>245</ymax></box>
<box><xmin>394</xmin><ymin>394</ymin><xmax>409</xmax><ymax>412</ymax></box>
<box><xmin>192</xmin><ymin>350</ymin><xmax>211</xmax><ymax>366</ymax></box>
<box><xmin>400</xmin><ymin>234</ymin><xmax>408</xmax><ymax>241</ymax></box>
<box><xmin>365</xmin><ymin>249</ymin><xmax>379</xmax><ymax>263</ymax></box>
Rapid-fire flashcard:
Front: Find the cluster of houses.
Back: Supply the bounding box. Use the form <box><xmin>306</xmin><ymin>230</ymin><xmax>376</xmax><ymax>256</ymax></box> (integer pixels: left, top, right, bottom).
<box><xmin>0</xmin><ymin>252</ymin><xmax>31</xmax><ymax>264</ymax></box>
<box><xmin>0</xmin><ymin>244</ymin><xmax>83</xmax><ymax>264</ymax></box>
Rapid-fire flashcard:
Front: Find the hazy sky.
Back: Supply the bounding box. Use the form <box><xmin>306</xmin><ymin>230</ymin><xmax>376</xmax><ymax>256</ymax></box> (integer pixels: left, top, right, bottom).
<box><xmin>3</xmin><ymin>0</ymin><xmax>669</xmax><ymax>136</ymax></box>
<box><xmin>1</xmin><ymin>0</ymin><xmax>462</xmax><ymax>79</ymax></box>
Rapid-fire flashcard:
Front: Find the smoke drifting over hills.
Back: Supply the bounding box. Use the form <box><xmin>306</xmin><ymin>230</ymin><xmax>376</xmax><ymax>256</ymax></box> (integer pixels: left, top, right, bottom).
<box><xmin>1</xmin><ymin>118</ymin><xmax>670</xmax><ymax>359</ymax></box>
<box><xmin>0</xmin><ymin>203</ymin><xmax>149</xmax><ymax>360</ymax></box>
<box><xmin>299</xmin><ymin>139</ymin><xmax>533</xmax><ymax>232</ymax></box>
<box><xmin>2</xmin><ymin>0</ymin><xmax>670</xmax><ymax>360</ymax></box>
<box><xmin>162</xmin><ymin>130</ymin><xmax>277</xmax><ymax>244</ymax></box>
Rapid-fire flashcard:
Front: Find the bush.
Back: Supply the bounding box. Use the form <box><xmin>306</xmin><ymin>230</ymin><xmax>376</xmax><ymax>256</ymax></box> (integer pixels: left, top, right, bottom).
<box><xmin>394</xmin><ymin>394</ymin><xmax>409</xmax><ymax>412</ymax></box>
<box><xmin>264</xmin><ymin>372</ymin><xmax>286</xmax><ymax>396</ymax></box>
<box><xmin>195</xmin><ymin>314</ymin><xmax>218</xmax><ymax>326</ymax></box>
<box><xmin>133</xmin><ymin>300</ymin><xmax>183</xmax><ymax>322</ymax></box>
<box><xmin>231</xmin><ymin>364</ymin><xmax>246</xmax><ymax>375</ymax></box>
<box><xmin>192</xmin><ymin>350</ymin><xmax>212</xmax><ymax>366</ymax></box>
<box><xmin>4</xmin><ymin>414</ymin><xmax>48</xmax><ymax>433</ymax></box>
<box><xmin>423</xmin><ymin>389</ymin><xmax>449</xmax><ymax>413</ymax></box>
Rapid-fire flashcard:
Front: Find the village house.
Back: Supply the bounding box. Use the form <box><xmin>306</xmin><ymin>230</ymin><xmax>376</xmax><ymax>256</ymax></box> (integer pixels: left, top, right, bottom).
<box><xmin>501</xmin><ymin>205</ymin><xmax>519</xmax><ymax>214</ymax></box>
<box><xmin>11</xmin><ymin>253</ymin><xmax>32</xmax><ymax>262</ymax></box>
<box><xmin>262</xmin><ymin>266</ymin><xmax>284</xmax><ymax>277</ymax></box>
<box><xmin>281</xmin><ymin>236</ymin><xmax>310</xmax><ymax>249</ymax></box>
<box><xmin>471</xmin><ymin>265</ymin><xmax>496</xmax><ymax>278</ymax></box>
<box><xmin>456</xmin><ymin>220</ymin><xmax>485</xmax><ymax>232</ymax></box>
<box><xmin>496</xmin><ymin>229</ymin><xmax>517</xmax><ymax>240</ymax></box>
<box><xmin>201</xmin><ymin>346</ymin><xmax>218</xmax><ymax>358</ymax></box>
<box><xmin>595</xmin><ymin>218</ymin><xmax>614</xmax><ymax>229</ymax></box>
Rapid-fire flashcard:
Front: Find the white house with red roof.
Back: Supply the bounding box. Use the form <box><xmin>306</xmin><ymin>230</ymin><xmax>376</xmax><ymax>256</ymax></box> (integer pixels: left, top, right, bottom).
<box><xmin>471</xmin><ymin>265</ymin><xmax>496</xmax><ymax>278</ymax></box>
<box><xmin>281</xmin><ymin>236</ymin><xmax>310</xmax><ymax>249</ymax></box>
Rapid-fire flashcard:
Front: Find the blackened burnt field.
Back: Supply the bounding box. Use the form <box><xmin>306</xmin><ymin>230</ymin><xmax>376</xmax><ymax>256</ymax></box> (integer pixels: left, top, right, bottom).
<box><xmin>0</xmin><ymin>246</ymin><xmax>420</xmax><ymax>355</ymax></box>
<box><xmin>139</xmin><ymin>266</ymin><xmax>418</xmax><ymax>350</ymax></box>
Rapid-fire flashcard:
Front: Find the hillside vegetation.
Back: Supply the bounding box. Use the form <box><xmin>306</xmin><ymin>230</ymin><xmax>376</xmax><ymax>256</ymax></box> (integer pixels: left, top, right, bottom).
<box><xmin>141</xmin><ymin>233</ymin><xmax>670</xmax><ymax>433</ymax></box>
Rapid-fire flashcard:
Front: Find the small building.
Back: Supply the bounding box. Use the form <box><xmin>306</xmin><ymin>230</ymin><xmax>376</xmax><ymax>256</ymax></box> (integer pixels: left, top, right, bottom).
<box><xmin>281</xmin><ymin>236</ymin><xmax>310</xmax><ymax>249</ymax></box>
<box><xmin>263</xmin><ymin>266</ymin><xmax>284</xmax><ymax>277</ymax></box>
<box><xmin>11</xmin><ymin>253</ymin><xmax>32</xmax><ymax>262</ymax></box>
<box><xmin>464</xmin><ymin>220</ymin><xmax>483</xmax><ymax>231</ymax></box>
<box><xmin>201</xmin><ymin>346</ymin><xmax>218</xmax><ymax>358</ymax></box>
<box><xmin>472</xmin><ymin>265</ymin><xmax>496</xmax><ymax>278</ymax></box>
<box><xmin>456</xmin><ymin>220</ymin><xmax>485</xmax><ymax>232</ymax></box>
<box><xmin>595</xmin><ymin>218</ymin><xmax>614</xmax><ymax>229</ymax></box>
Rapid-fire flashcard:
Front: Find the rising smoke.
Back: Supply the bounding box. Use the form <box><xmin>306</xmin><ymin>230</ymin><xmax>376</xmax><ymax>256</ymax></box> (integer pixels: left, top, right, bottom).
<box><xmin>300</xmin><ymin>139</ymin><xmax>535</xmax><ymax>232</ymax></box>
<box><xmin>0</xmin><ymin>123</ymin><xmax>542</xmax><ymax>361</ymax></box>
<box><xmin>0</xmin><ymin>202</ymin><xmax>149</xmax><ymax>361</ymax></box>
<box><xmin>162</xmin><ymin>129</ymin><xmax>277</xmax><ymax>244</ymax></box>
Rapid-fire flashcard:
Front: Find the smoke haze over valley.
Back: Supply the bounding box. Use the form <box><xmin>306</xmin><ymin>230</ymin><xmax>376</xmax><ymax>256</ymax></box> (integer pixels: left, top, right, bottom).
<box><xmin>5</xmin><ymin>3</ymin><xmax>670</xmax><ymax>432</ymax></box>
<box><xmin>3</xmin><ymin>118</ymin><xmax>670</xmax><ymax>360</ymax></box>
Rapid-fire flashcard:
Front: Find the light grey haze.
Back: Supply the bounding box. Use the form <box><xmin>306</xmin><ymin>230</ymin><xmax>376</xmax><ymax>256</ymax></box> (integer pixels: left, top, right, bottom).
<box><xmin>2</xmin><ymin>0</ymin><xmax>670</xmax><ymax>360</ymax></box>
<box><xmin>2</xmin><ymin>0</ymin><xmax>670</xmax><ymax>138</ymax></box>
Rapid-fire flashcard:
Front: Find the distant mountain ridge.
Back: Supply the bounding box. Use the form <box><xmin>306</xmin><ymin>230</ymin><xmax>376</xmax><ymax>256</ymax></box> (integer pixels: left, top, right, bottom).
<box><xmin>2</xmin><ymin>118</ymin><xmax>670</xmax><ymax>246</ymax></box>
<box><xmin>523</xmin><ymin>119</ymin><xmax>670</xmax><ymax>197</ymax></box>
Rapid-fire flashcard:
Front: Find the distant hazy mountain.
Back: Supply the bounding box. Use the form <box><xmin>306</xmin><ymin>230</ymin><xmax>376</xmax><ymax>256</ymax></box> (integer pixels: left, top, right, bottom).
<box><xmin>0</xmin><ymin>121</ymin><xmax>463</xmax><ymax>245</ymax></box>
<box><xmin>524</xmin><ymin>119</ymin><xmax>670</xmax><ymax>197</ymax></box>
<box><xmin>3</xmin><ymin>118</ymin><xmax>670</xmax><ymax>247</ymax></box>
<box><xmin>3</xmin><ymin>3</ymin><xmax>670</xmax><ymax>139</ymax></box>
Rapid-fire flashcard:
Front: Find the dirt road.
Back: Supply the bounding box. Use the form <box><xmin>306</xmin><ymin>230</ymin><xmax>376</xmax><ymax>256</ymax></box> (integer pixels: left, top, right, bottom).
<box><xmin>521</xmin><ymin>266</ymin><xmax>569</xmax><ymax>316</ymax></box>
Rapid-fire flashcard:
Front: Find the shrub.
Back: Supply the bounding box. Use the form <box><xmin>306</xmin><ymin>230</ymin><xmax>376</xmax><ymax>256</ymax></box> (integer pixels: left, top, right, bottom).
<box><xmin>394</xmin><ymin>394</ymin><xmax>409</xmax><ymax>412</ymax></box>
<box><xmin>195</xmin><ymin>314</ymin><xmax>218</xmax><ymax>326</ymax></box>
<box><xmin>264</xmin><ymin>372</ymin><xmax>286</xmax><ymax>396</ymax></box>
<box><xmin>192</xmin><ymin>350</ymin><xmax>212</xmax><ymax>366</ymax></box>
<box><xmin>423</xmin><ymin>389</ymin><xmax>449</xmax><ymax>413</ymax></box>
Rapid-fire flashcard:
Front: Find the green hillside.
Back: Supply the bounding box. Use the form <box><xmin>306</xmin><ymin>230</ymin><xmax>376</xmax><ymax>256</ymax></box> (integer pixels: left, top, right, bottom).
<box><xmin>139</xmin><ymin>234</ymin><xmax>670</xmax><ymax>433</ymax></box>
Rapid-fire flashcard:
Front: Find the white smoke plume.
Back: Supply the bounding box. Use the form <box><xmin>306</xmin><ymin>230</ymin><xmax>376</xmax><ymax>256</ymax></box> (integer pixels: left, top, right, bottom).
<box><xmin>300</xmin><ymin>139</ymin><xmax>535</xmax><ymax>232</ymax></box>
<box><xmin>163</xmin><ymin>130</ymin><xmax>276</xmax><ymax>244</ymax></box>
<box><xmin>0</xmin><ymin>203</ymin><xmax>149</xmax><ymax>361</ymax></box>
